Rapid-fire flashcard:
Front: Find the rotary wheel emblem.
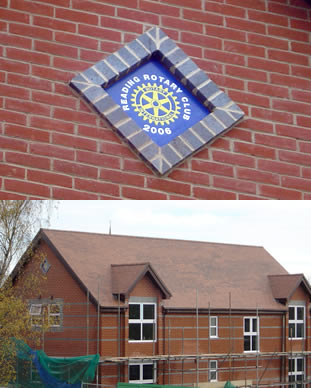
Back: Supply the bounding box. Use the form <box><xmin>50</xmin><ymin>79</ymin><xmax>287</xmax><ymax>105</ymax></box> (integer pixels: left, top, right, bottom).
<box><xmin>131</xmin><ymin>83</ymin><xmax>181</xmax><ymax>126</ymax></box>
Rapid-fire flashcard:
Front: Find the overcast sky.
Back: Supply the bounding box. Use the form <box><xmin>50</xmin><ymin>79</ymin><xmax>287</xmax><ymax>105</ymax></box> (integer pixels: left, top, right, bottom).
<box><xmin>48</xmin><ymin>200</ymin><xmax>311</xmax><ymax>279</ymax></box>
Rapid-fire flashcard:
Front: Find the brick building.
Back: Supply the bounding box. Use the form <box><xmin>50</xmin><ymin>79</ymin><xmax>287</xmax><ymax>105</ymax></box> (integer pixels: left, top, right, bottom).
<box><xmin>1</xmin><ymin>0</ymin><xmax>311</xmax><ymax>199</ymax></box>
<box><xmin>12</xmin><ymin>229</ymin><xmax>311</xmax><ymax>387</ymax></box>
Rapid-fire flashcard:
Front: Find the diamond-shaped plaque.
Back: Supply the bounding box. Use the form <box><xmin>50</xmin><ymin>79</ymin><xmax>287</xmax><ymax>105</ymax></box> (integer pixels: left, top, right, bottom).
<box><xmin>69</xmin><ymin>27</ymin><xmax>244</xmax><ymax>176</ymax></box>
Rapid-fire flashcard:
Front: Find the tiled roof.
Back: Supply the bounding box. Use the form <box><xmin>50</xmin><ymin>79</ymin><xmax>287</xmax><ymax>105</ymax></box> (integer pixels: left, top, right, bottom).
<box><xmin>40</xmin><ymin>229</ymin><xmax>292</xmax><ymax>310</ymax></box>
<box><xmin>268</xmin><ymin>274</ymin><xmax>311</xmax><ymax>302</ymax></box>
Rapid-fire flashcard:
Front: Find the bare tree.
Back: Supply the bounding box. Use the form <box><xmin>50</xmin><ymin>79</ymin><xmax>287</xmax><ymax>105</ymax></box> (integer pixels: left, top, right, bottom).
<box><xmin>0</xmin><ymin>200</ymin><xmax>54</xmax><ymax>284</ymax></box>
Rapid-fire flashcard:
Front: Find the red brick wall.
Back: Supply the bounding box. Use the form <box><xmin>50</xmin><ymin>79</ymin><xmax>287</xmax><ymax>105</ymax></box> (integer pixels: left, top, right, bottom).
<box><xmin>1</xmin><ymin>0</ymin><xmax>311</xmax><ymax>199</ymax></box>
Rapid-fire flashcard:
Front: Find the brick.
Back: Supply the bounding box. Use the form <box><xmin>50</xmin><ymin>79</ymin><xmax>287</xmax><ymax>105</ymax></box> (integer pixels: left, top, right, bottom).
<box><xmin>5</xmin><ymin>99</ymin><xmax>50</xmax><ymax>117</ymax></box>
<box><xmin>247</xmin><ymin>81</ymin><xmax>289</xmax><ymax>99</ymax></box>
<box><xmin>78</xmin><ymin>24</ymin><xmax>121</xmax><ymax>42</ymax></box>
<box><xmin>268</xmin><ymin>2</ymin><xmax>308</xmax><ymax>19</ymax></box>
<box><xmin>281</xmin><ymin>176</ymin><xmax>311</xmax><ymax>192</ymax></box>
<box><xmin>5</xmin><ymin>123</ymin><xmax>49</xmax><ymax>143</ymax></box>
<box><xmin>0</xmin><ymin>9</ymin><xmax>30</xmax><ymax>23</ymax></box>
<box><xmin>100</xmin><ymin>169</ymin><xmax>145</xmax><ymax>187</ymax></box>
<box><xmin>268</xmin><ymin>49</ymin><xmax>309</xmax><ymax>66</ymax></box>
<box><xmin>100</xmin><ymin>143</ymin><xmax>135</xmax><ymax>159</ymax></box>
<box><xmin>291</xmin><ymin>19</ymin><xmax>311</xmax><ymax>32</ymax></box>
<box><xmin>183</xmin><ymin>9</ymin><xmax>224</xmax><ymax>26</ymax></box>
<box><xmin>234</xmin><ymin>141</ymin><xmax>276</xmax><ymax>159</ymax></box>
<box><xmin>205</xmin><ymin>49</ymin><xmax>245</xmax><ymax>66</ymax></box>
<box><xmin>0</xmin><ymin>164</ymin><xmax>25</xmax><ymax>179</ymax></box>
<box><xmin>53</xmin><ymin>159</ymin><xmax>98</xmax><ymax>179</ymax></box>
<box><xmin>268</xmin><ymin>25</ymin><xmax>309</xmax><ymax>42</ymax></box>
<box><xmin>212</xmin><ymin>150</ymin><xmax>255</xmax><ymax>168</ymax></box>
<box><xmin>258</xmin><ymin>159</ymin><xmax>300</xmax><ymax>177</ymax></box>
<box><xmin>270</xmin><ymin>73</ymin><xmax>311</xmax><ymax>91</ymax></box>
<box><xmin>0</xmin><ymin>84</ymin><xmax>30</xmax><ymax>101</ymax></box>
<box><xmin>228</xmin><ymin>90</ymin><xmax>270</xmax><ymax>108</ymax></box>
<box><xmin>76</xmin><ymin>150</ymin><xmax>121</xmax><ymax>170</ymax></box>
<box><xmin>52</xmin><ymin>187</ymin><xmax>98</xmax><ymax>199</ymax></box>
<box><xmin>302</xmin><ymin>167</ymin><xmax>311</xmax><ymax>179</ymax></box>
<box><xmin>0</xmin><ymin>109</ymin><xmax>27</xmax><ymax>126</ymax></box>
<box><xmin>4</xmin><ymin>179</ymin><xmax>50</xmax><ymax>198</ymax></box>
<box><xmin>205</xmin><ymin>24</ymin><xmax>246</xmax><ymax>42</ymax></box>
<box><xmin>52</xmin><ymin>133</ymin><xmax>97</xmax><ymax>152</ymax></box>
<box><xmin>169</xmin><ymin>169</ymin><xmax>211</xmax><ymax>186</ymax></box>
<box><xmin>31</xmin><ymin>65</ymin><xmax>72</xmax><ymax>83</ymax></box>
<box><xmin>159</xmin><ymin>0</ymin><xmax>201</xmax><ymax>9</ymax></box>
<box><xmin>7</xmin><ymin>47</ymin><xmax>50</xmax><ymax>66</ymax></box>
<box><xmin>75</xmin><ymin>177</ymin><xmax>120</xmax><ymax>197</ymax></box>
<box><xmin>192</xmin><ymin>160</ymin><xmax>234</xmax><ymax>177</ymax></box>
<box><xmin>0</xmin><ymin>58</ymin><xmax>30</xmax><ymax>74</ymax></box>
<box><xmin>33</xmin><ymin>15</ymin><xmax>76</xmax><ymax>33</ymax></box>
<box><xmin>193</xmin><ymin>187</ymin><xmax>236</xmax><ymax>199</ymax></box>
<box><xmin>32</xmin><ymin>91</ymin><xmax>76</xmax><ymax>110</ymax></box>
<box><xmin>279</xmin><ymin>150</ymin><xmax>311</xmax><ymax>166</ymax></box>
<box><xmin>272</xmin><ymin>99</ymin><xmax>311</xmax><ymax>116</ymax></box>
<box><xmin>213</xmin><ymin>176</ymin><xmax>257</xmax><ymax>194</ymax></box>
<box><xmin>237</xmin><ymin>167</ymin><xmax>280</xmax><ymax>185</ymax></box>
<box><xmin>7</xmin><ymin>73</ymin><xmax>52</xmax><ymax>92</ymax></box>
<box><xmin>255</xmin><ymin>133</ymin><xmax>296</xmax><ymax>150</ymax></box>
<box><xmin>247</xmin><ymin>33</ymin><xmax>289</xmax><ymax>50</ymax></box>
<box><xmin>162</xmin><ymin>15</ymin><xmax>203</xmax><ymax>33</ymax></box>
<box><xmin>297</xmin><ymin>116</ymin><xmax>311</xmax><ymax>129</ymax></box>
<box><xmin>251</xmin><ymin>107</ymin><xmax>294</xmax><ymax>124</ymax></box>
<box><xmin>226</xmin><ymin>65</ymin><xmax>267</xmax><ymax>82</ymax></box>
<box><xmin>248</xmin><ymin>57</ymin><xmax>289</xmax><ymax>75</ymax></box>
<box><xmin>224</xmin><ymin>41</ymin><xmax>265</xmax><ymax>58</ymax></box>
<box><xmin>182</xmin><ymin>32</ymin><xmax>222</xmax><ymax>50</ymax></box>
<box><xmin>122</xmin><ymin>187</ymin><xmax>167</xmax><ymax>200</ymax></box>
<box><xmin>205</xmin><ymin>2</ymin><xmax>246</xmax><ymax>18</ymax></box>
<box><xmin>226</xmin><ymin>17</ymin><xmax>266</xmax><ymax>34</ymax></box>
<box><xmin>292</xmin><ymin>65</ymin><xmax>311</xmax><ymax>79</ymax></box>
<box><xmin>248</xmin><ymin>9</ymin><xmax>288</xmax><ymax>27</ymax></box>
<box><xmin>53</xmin><ymin>108</ymin><xmax>97</xmax><ymax>126</ymax></box>
<box><xmin>6</xmin><ymin>151</ymin><xmax>51</xmax><ymax>170</ymax></box>
<box><xmin>30</xmin><ymin>116</ymin><xmax>74</xmax><ymax>134</ymax></box>
<box><xmin>28</xmin><ymin>170</ymin><xmax>73</xmax><ymax>188</ymax></box>
<box><xmin>55</xmin><ymin>31</ymin><xmax>98</xmax><ymax>50</ymax></box>
<box><xmin>140</xmin><ymin>0</ymin><xmax>180</xmax><ymax>16</ymax></box>
<box><xmin>259</xmin><ymin>184</ymin><xmax>302</xmax><ymax>199</ymax></box>
<box><xmin>0</xmin><ymin>135</ymin><xmax>27</xmax><ymax>152</ymax></box>
<box><xmin>11</xmin><ymin>0</ymin><xmax>53</xmax><ymax>16</ymax></box>
<box><xmin>30</xmin><ymin>143</ymin><xmax>75</xmax><ymax>161</ymax></box>
<box><xmin>146</xmin><ymin>177</ymin><xmax>191</xmax><ymax>196</ymax></box>
<box><xmin>9</xmin><ymin>23</ymin><xmax>52</xmax><ymax>41</ymax></box>
<box><xmin>291</xmin><ymin>42</ymin><xmax>311</xmax><ymax>56</ymax></box>
<box><xmin>276</xmin><ymin>124</ymin><xmax>311</xmax><ymax>141</ymax></box>
<box><xmin>0</xmin><ymin>32</ymin><xmax>32</xmax><ymax>49</ymax></box>
<box><xmin>101</xmin><ymin>15</ymin><xmax>143</xmax><ymax>34</ymax></box>
<box><xmin>55</xmin><ymin>7</ymin><xmax>98</xmax><ymax>25</ymax></box>
<box><xmin>53</xmin><ymin>57</ymin><xmax>90</xmax><ymax>73</ymax></box>
<box><xmin>35</xmin><ymin>40</ymin><xmax>78</xmax><ymax>59</ymax></box>
<box><xmin>226</xmin><ymin>0</ymin><xmax>265</xmax><ymax>10</ymax></box>
<box><xmin>71</xmin><ymin>0</ymin><xmax>114</xmax><ymax>16</ymax></box>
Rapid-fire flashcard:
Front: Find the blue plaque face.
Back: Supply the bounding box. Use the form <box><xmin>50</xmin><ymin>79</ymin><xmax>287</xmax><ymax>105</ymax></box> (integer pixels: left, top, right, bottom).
<box><xmin>105</xmin><ymin>59</ymin><xmax>210</xmax><ymax>147</ymax></box>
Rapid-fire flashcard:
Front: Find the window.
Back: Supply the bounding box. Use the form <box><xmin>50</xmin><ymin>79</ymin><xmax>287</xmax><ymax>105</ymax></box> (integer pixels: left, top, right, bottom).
<box><xmin>209</xmin><ymin>360</ymin><xmax>218</xmax><ymax>382</ymax></box>
<box><xmin>289</xmin><ymin>305</ymin><xmax>305</xmax><ymax>339</ymax></box>
<box><xmin>29</xmin><ymin>304</ymin><xmax>43</xmax><ymax>327</ymax></box>
<box><xmin>289</xmin><ymin>357</ymin><xmax>304</xmax><ymax>388</ymax></box>
<box><xmin>244</xmin><ymin>317</ymin><xmax>259</xmax><ymax>352</ymax></box>
<box><xmin>49</xmin><ymin>304</ymin><xmax>61</xmax><ymax>327</ymax></box>
<box><xmin>209</xmin><ymin>316</ymin><xmax>218</xmax><ymax>338</ymax></box>
<box><xmin>129</xmin><ymin>303</ymin><xmax>156</xmax><ymax>342</ymax></box>
<box><xmin>129</xmin><ymin>362</ymin><xmax>155</xmax><ymax>384</ymax></box>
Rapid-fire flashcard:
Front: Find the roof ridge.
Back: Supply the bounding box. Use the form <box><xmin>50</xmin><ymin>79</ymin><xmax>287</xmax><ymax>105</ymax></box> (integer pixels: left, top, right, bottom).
<box><xmin>42</xmin><ymin>228</ymin><xmax>264</xmax><ymax>249</ymax></box>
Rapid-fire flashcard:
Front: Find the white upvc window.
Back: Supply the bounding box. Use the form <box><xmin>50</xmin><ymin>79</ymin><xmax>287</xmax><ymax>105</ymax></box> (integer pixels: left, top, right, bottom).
<box><xmin>129</xmin><ymin>303</ymin><xmax>156</xmax><ymax>342</ymax></box>
<box><xmin>29</xmin><ymin>304</ymin><xmax>43</xmax><ymax>327</ymax></box>
<box><xmin>289</xmin><ymin>305</ymin><xmax>305</xmax><ymax>339</ymax></box>
<box><xmin>209</xmin><ymin>316</ymin><xmax>218</xmax><ymax>338</ymax></box>
<box><xmin>244</xmin><ymin>317</ymin><xmax>259</xmax><ymax>352</ymax></box>
<box><xmin>48</xmin><ymin>304</ymin><xmax>61</xmax><ymax>327</ymax></box>
<box><xmin>129</xmin><ymin>362</ymin><xmax>156</xmax><ymax>384</ymax></box>
<box><xmin>289</xmin><ymin>357</ymin><xmax>304</xmax><ymax>388</ymax></box>
<box><xmin>209</xmin><ymin>360</ymin><xmax>218</xmax><ymax>382</ymax></box>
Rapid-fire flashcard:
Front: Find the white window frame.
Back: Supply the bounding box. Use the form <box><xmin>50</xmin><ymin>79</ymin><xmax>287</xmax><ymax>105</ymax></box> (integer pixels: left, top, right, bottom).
<box><xmin>29</xmin><ymin>304</ymin><xmax>43</xmax><ymax>327</ymax></box>
<box><xmin>288</xmin><ymin>357</ymin><xmax>304</xmax><ymax>388</ymax></box>
<box><xmin>129</xmin><ymin>302</ymin><xmax>157</xmax><ymax>342</ymax></box>
<box><xmin>129</xmin><ymin>362</ymin><xmax>156</xmax><ymax>384</ymax></box>
<box><xmin>48</xmin><ymin>303</ymin><xmax>61</xmax><ymax>327</ymax></box>
<box><xmin>209</xmin><ymin>360</ymin><xmax>218</xmax><ymax>382</ymax></box>
<box><xmin>244</xmin><ymin>317</ymin><xmax>259</xmax><ymax>353</ymax></box>
<box><xmin>289</xmin><ymin>305</ymin><xmax>305</xmax><ymax>339</ymax></box>
<box><xmin>209</xmin><ymin>316</ymin><xmax>218</xmax><ymax>338</ymax></box>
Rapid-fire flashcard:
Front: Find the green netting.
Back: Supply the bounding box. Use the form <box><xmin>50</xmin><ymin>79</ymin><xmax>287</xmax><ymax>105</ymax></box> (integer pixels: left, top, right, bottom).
<box><xmin>11</xmin><ymin>338</ymin><xmax>99</xmax><ymax>388</ymax></box>
<box><xmin>224</xmin><ymin>381</ymin><xmax>237</xmax><ymax>388</ymax></box>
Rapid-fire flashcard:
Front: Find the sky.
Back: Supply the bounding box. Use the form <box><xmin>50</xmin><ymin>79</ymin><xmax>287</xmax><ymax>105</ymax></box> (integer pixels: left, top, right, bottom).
<box><xmin>47</xmin><ymin>200</ymin><xmax>311</xmax><ymax>280</ymax></box>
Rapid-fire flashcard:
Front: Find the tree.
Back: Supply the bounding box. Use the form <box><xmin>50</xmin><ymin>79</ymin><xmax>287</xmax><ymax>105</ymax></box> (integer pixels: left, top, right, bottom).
<box><xmin>0</xmin><ymin>200</ymin><xmax>56</xmax><ymax>385</ymax></box>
